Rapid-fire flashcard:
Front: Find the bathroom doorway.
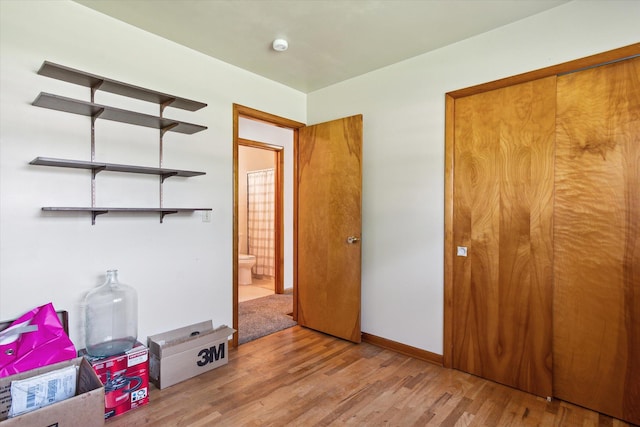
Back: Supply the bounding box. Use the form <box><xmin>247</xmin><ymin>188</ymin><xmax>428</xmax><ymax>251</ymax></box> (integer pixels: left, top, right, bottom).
<box><xmin>233</xmin><ymin>105</ymin><xmax>304</xmax><ymax>347</ymax></box>
<box><xmin>238</xmin><ymin>143</ymin><xmax>279</xmax><ymax>302</ymax></box>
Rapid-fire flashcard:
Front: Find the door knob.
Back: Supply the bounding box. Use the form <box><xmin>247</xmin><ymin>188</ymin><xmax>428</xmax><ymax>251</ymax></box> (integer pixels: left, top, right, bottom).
<box><xmin>346</xmin><ymin>236</ymin><xmax>360</xmax><ymax>244</ymax></box>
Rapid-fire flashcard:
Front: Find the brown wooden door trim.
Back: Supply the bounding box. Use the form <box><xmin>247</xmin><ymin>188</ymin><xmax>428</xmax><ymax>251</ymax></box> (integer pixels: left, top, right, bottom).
<box><xmin>443</xmin><ymin>43</ymin><xmax>640</xmax><ymax>368</ymax></box>
<box><xmin>447</xmin><ymin>43</ymin><xmax>640</xmax><ymax>99</ymax></box>
<box><xmin>232</xmin><ymin>104</ymin><xmax>304</xmax><ymax>348</ymax></box>
<box><xmin>443</xmin><ymin>93</ymin><xmax>456</xmax><ymax>369</ymax></box>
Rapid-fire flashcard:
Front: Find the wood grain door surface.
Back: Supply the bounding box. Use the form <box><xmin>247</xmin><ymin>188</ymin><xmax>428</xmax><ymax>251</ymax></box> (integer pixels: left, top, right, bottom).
<box><xmin>297</xmin><ymin>115</ymin><xmax>363</xmax><ymax>343</ymax></box>
<box><xmin>553</xmin><ymin>57</ymin><xmax>639</xmax><ymax>425</ymax></box>
<box><xmin>451</xmin><ymin>77</ymin><xmax>556</xmax><ymax>398</ymax></box>
<box><xmin>450</xmin><ymin>55</ymin><xmax>639</xmax><ymax>424</ymax></box>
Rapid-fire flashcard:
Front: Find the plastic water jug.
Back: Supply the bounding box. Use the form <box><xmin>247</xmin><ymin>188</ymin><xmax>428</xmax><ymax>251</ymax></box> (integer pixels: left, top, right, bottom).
<box><xmin>85</xmin><ymin>269</ymin><xmax>138</xmax><ymax>357</ymax></box>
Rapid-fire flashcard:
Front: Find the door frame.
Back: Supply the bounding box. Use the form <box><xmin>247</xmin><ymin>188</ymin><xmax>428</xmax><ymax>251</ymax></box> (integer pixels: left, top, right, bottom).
<box><xmin>232</xmin><ymin>104</ymin><xmax>305</xmax><ymax>348</ymax></box>
<box><xmin>238</xmin><ymin>139</ymin><xmax>284</xmax><ymax>291</ymax></box>
<box><xmin>443</xmin><ymin>43</ymin><xmax>640</xmax><ymax>368</ymax></box>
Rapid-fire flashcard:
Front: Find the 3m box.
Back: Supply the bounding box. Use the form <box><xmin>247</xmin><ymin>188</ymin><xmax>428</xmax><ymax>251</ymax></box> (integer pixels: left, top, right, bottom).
<box><xmin>147</xmin><ymin>322</ymin><xmax>234</xmax><ymax>389</ymax></box>
<box><xmin>0</xmin><ymin>357</ymin><xmax>105</xmax><ymax>426</ymax></box>
<box><xmin>79</xmin><ymin>342</ymin><xmax>149</xmax><ymax>420</ymax></box>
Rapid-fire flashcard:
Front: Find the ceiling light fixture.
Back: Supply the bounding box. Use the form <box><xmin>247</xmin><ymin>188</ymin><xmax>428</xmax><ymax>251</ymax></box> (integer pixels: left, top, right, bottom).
<box><xmin>272</xmin><ymin>38</ymin><xmax>288</xmax><ymax>52</ymax></box>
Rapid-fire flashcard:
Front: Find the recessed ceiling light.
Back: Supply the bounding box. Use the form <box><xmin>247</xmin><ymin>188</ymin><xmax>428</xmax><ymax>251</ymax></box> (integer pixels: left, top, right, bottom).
<box><xmin>272</xmin><ymin>39</ymin><xmax>288</xmax><ymax>52</ymax></box>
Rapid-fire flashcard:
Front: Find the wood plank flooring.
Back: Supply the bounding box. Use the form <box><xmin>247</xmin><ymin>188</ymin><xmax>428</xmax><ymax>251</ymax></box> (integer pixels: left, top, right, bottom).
<box><xmin>108</xmin><ymin>326</ymin><xmax>632</xmax><ymax>426</ymax></box>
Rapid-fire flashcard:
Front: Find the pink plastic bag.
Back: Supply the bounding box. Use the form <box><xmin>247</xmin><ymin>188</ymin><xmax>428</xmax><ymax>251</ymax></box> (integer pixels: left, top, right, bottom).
<box><xmin>0</xmin><ymin>303</ymin><xmax>76</xmax><ymax>378</ymax></box>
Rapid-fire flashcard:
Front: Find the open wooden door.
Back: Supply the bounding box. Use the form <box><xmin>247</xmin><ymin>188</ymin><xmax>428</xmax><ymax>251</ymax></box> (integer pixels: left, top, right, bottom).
<box><xmin>296</xmin><ymin>115</ymin><xmax>362</xmax><ymax>343</ymax></box>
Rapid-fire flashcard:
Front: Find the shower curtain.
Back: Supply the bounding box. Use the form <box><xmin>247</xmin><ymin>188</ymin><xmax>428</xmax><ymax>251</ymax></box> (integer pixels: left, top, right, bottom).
<box><xmin>247</xmin><ymin>168</ymin><xmax>275</xmax><ymax>277</ymax></box>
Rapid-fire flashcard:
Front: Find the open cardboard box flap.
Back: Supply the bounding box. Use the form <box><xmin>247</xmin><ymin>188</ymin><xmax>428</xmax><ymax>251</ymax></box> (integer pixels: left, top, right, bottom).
<box><xmin>148</xmin><ymin>321</ymin><xmax>234</xmax><ymax>358</ymax></box>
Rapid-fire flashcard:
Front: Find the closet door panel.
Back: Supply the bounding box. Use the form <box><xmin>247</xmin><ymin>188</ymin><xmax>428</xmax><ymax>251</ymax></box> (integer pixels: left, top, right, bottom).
<box><xmin>554</xmin><ymin>57</ymin><xmax>640</xmax><ymax>424</ymax></box>
<box><xmin>452</xmin><ymin>76</ymin><xmax>556</xmax><ymax>397</ymax></box>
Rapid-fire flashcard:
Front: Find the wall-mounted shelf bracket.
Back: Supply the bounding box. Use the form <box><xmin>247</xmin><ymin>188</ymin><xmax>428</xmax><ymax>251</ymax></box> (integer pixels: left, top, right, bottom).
<box><xmin>160</xmin><ymin>122</ymin><xmax>179</xmax><ymax>137</ymax></box>
<box><xmin>91</xmin><ymin>165</ymin><xmax>106</xmax><ymax>176</ymax></box>
<box><xmin>160</xmin><ymin>210</ymin><xmax>178</xmax><ymax>223</ymax></box>
<box><xmin>92</xmin><ymin>209</ymin><xmax>108</xmax><ymax>225</ymax></box>
<box><xmin>160</xmin><ymin>98</ymin><xmax>176</xmax><ymax>116</ymax></box>
<box><xmin>90</xmin><ymin>81</ymin><xmax>104</xmax><ymax>102</ymax></box>
<box><xmin>92</xmin><ymin>107</ymin><xmax>105</xmax><ymax>119</ymax></box>
<box><xmin>160</xmin><ymin>172</ymin><xmax>178</xmax><ymax>183</ymax></box>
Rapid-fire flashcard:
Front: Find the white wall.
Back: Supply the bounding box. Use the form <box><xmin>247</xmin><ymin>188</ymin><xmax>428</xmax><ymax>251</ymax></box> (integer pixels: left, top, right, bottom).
<box><xmin>1</xmin><ymin>0</ymin><xmax>637</xmax><ymax>358</ymax></box>
<box><xmin>0</xmin><ymin>0</ymin><xmax>305</xmax><ymax>347</ymax></box>
<box><xmin>307</xmin><ymin>0</ymin><xmax>639</xmax><ymax>354</ymax></box>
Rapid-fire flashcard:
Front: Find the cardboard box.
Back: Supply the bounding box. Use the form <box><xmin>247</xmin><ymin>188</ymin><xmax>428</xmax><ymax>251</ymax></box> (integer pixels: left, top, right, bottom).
<box><xmin>147</xmin><ymin>322</ymin><xmax>234</xmax><ymax>389</ymax></box>
<box><xmin>80</xmin><ymin>342</ymin><xmax>149</xmax><ymax>420</ymax></box>
<box><xmin>0</xmin><ymin>357</ymin><xmax>105</xmax><ymax>426</ymax></box>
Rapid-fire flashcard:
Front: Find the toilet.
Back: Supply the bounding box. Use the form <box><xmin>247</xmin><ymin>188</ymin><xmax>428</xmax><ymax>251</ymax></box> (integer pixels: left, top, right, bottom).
<box><xmin>238</xmin><ymin>253</ymin><xmax>256</xmax><ymax>285</ymax></box>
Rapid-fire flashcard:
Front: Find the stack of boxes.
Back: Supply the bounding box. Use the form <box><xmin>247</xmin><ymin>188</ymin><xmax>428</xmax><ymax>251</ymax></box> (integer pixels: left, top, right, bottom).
<box><xmin>78</xmin><ymin>321</ymin><xmax>234</xmax><ymax>419</ymax></box>
<box><xmin>0</xmin><ymin>310</ymin><xmax>105</xmax><ymax>425</ymax></box>
<box><xmin>1</xmin><ymin>309</ymin><xmax>232</xmax><ymax>424</ymax></box>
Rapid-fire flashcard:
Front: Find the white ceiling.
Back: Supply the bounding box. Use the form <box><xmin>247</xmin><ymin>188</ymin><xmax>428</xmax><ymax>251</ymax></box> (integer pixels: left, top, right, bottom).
<box><xmin>73</xmin><ymin>0</ymin><xmax>570</xmax><ymax>93</ymax></box>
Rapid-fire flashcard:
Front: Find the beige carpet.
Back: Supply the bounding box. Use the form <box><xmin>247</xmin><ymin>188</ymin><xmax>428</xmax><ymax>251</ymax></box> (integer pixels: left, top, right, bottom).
<box><xmin>238</xmin><ymin>293</ymin><xmax>296</xmax><ymax>344</ymax></box>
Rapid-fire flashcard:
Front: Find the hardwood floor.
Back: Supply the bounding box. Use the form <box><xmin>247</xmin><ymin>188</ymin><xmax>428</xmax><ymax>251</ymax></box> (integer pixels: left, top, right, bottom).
<box><xmin>108</xmin><ymin>326</ymin><xmax>632</xmax><ymax>426</ymax></box>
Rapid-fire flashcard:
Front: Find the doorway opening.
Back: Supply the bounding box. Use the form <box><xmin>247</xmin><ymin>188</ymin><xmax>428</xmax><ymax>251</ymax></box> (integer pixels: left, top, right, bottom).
<box><xmin>232</xmin><ymin>105</ymin><xmax>305</xmax><ymax>347</ymax></box>
<box><xmin>238</xmin><ymin>143</ymin><xmax>278</xmax><ymax>302</ymax></box>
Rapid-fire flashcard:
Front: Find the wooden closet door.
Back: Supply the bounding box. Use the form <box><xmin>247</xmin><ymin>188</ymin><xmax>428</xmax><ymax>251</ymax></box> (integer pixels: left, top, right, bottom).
<box><xmin>554</xmin><ymin>57</ymin><xmax>640</xmax><ymax>424</ymax></box>
<box><xmin>452</xmin><ymin>76</ymin><xmax>556</xmax><ymax>397</ymax></box>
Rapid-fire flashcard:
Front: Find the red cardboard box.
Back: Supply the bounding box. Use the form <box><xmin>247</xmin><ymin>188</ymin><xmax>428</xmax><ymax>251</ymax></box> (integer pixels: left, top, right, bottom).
<box><xmin>80</xmin><ymin>342</ymin><xmax>149</xmax><ymax>420</ymax></box>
